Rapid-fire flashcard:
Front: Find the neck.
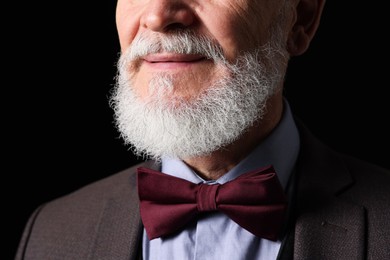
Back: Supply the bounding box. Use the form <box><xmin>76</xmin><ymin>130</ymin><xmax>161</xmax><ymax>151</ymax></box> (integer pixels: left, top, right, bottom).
<box><xmin>183</xmin><ymin>92</ymin><xmax>284</xmax><ymax>180</ymax></box>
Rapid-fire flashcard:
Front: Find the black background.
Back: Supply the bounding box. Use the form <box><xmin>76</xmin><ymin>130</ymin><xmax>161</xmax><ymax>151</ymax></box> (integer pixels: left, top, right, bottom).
<box><xmin>6</xmin><ymin>1</ymin><xmax>389</xmax><ymax>259</ymax></box>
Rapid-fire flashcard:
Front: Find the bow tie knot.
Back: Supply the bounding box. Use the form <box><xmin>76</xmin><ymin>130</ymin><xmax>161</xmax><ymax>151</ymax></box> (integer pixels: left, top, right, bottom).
<box><xmin>137</xmin><ymin>165</ymin><xmax>288</xmax><ymax>241</ymax></box>
<box><xmin>197</xmin><ymin>183</ymin><xmax>219</xmax><ymax>212</ymax></box>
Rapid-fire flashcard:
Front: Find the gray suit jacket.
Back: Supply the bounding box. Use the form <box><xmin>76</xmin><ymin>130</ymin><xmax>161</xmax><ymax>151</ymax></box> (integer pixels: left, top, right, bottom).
<box><xmin>15</xmin><ymin>122</ymin><xmax>390</xmax><ymax>259</ymax></box>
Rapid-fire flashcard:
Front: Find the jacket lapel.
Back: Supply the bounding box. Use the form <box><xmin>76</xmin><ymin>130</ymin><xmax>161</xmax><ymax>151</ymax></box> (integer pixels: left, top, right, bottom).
<box><xmin>88</xmin><ymin>160</ymin><xmax>160</xmax><ymax>260</ymax></box>
<box><xmin>293</xmin><ymin>199</ymin><xmax>366</xmax><ymax>259</ymax></box>
<box><xmin>283</xmin><ymin>120</ymin><xmax>366</xmax><ymax>259</ymax></box>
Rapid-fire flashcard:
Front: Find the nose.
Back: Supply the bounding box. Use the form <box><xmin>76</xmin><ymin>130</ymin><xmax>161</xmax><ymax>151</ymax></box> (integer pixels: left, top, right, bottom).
<box><xmin>140</xmin><ymin>0</ymin><xmax>196</xmax><ymax>32</ymax></box>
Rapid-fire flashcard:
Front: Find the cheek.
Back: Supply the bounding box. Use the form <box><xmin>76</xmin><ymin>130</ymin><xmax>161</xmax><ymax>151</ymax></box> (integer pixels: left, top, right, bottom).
<box><xmin>209</xmin><ymin>24</ymin><xmax>242</xmax><ymax>59</ymax></box>
<box><xmin>116</xmin><ymin>2</ymin><xmax>143</xmax><ymax>51</ymax></box>
<box><xmin>199</xmin><ymin>7</ymin><xmax>266</xmax><ymax>61</ymax></box>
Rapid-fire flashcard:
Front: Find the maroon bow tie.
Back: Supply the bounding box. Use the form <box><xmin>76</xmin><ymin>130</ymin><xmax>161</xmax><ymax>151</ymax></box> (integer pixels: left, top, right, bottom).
<box><xmin>137</xmin><ymin>165</ymin><xmax>288</xmax><ymax>241</ymax></box>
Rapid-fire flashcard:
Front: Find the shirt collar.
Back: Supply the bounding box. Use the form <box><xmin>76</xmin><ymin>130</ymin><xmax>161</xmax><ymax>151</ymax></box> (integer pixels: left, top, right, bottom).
<box><xmin>161</xmin><ymin>99</ymin><xmax>300</xmax><ymax>190</ymax></box>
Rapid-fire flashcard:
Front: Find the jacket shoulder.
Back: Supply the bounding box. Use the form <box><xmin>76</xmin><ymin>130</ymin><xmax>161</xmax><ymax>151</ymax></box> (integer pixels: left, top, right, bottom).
<box><xmin>15</xmin><ymin>160</ymin><xmax>157</xmax><ymax>260</ymax></box>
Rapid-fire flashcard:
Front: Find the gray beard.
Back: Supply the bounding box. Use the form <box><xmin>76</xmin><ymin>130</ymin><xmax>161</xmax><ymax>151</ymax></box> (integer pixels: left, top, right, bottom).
<box><xmin>109</xmin><ymin>31</ymin><xmax>288</xmax><ymax>161</ymax></box>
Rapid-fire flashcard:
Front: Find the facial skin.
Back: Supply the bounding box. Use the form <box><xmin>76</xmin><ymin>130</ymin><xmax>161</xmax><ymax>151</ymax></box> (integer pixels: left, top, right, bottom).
<box><xmin>114</xmin><ymin>0</ymin><xmax>325</xmax><ymax>179</ymax></box>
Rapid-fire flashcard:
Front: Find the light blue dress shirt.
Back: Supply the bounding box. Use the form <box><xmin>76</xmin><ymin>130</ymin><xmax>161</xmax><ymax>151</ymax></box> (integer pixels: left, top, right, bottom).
<box><xmin>142</xmin><ymin>100</ymin><xmax>300</xmax><ymax>260</ymax></box>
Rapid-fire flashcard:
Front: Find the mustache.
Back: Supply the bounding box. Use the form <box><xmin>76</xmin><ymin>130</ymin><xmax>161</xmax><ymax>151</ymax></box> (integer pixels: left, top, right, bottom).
<box><xmin>122</xmin><ymin>31</ymin><xmax>226</xmax><ymax>63</ymax></box>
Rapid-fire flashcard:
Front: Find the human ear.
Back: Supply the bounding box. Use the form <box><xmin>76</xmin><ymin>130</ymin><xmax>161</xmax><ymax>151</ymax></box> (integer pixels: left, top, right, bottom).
<box><xmin>287</xmin><ymin>0</ymin><xmax>326</xmax><ymax>56</ymax></box>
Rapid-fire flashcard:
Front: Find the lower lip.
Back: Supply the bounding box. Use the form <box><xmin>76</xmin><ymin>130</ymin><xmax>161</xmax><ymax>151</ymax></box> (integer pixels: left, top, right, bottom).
<box><xmin>143</xmin><ymin>59</ymin><xmax>208</xmax><ymax>70</ymax></box>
